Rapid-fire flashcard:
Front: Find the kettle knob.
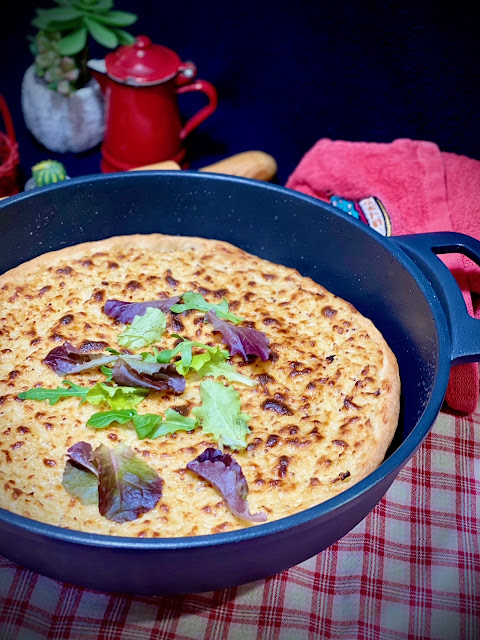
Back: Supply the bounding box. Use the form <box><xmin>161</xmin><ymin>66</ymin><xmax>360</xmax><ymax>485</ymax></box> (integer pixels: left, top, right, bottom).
<box><xmin>134</xmin><ymin>35</ymin><xmax>152</xmax><ymax>50</ymax></box>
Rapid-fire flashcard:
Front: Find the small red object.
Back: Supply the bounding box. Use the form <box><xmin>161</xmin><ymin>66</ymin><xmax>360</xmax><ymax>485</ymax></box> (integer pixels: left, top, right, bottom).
<box><xmin>88</xmin><ymin>36</ymin><xmax>218</xmax><ymax>172</ymax></box>
<box><xmin>0</xmin><ymin>95</ymin><xmax>20</xmax><ymax>197</ymax></box>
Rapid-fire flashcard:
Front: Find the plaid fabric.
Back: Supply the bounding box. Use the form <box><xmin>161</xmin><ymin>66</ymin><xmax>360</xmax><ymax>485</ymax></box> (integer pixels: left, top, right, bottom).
<box><xmin>0</xmin><ymin>404</ymin><xmax>478</xmax><ymax>640</ymax></box>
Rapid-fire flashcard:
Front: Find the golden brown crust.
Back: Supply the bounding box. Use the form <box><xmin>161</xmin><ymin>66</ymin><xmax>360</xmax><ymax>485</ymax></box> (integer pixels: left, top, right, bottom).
<box><xmin>0</xmin><ymin>233</ymin><xmax>400</xmax><ymax>537</ymax></box>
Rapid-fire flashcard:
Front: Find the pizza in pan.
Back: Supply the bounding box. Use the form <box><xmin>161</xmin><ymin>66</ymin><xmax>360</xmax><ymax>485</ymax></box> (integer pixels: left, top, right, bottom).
<box><xmin>0</xmin><ymin>234</ymin><xmax>400</xmax><ymax>537</ymax></box>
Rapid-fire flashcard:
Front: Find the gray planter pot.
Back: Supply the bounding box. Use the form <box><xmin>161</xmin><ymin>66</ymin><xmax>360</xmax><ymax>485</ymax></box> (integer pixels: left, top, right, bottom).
<box><xmin>21</xmin><ymin>66</ymin><xmax>105</xmax><ymax>153</ymax></box>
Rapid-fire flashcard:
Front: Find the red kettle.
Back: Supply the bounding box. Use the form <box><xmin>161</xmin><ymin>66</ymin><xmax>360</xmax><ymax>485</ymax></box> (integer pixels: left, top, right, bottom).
<box><xmin>88</xmin><ymin>36</ymin><xmax>218</xmax><ymax>172</ymax></box>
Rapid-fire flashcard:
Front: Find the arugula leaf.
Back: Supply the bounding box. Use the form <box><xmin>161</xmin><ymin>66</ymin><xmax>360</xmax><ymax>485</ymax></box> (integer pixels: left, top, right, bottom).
<box><xmin>86</xmin><ymin>382</ymin><xmax>148</xmax><ymax>410</ymax></box>
<box><xmin>132</xmin><ymin>413</ymin><xmax>162</xmax><ymax>439</ymax></box>
<box><xmin>18</xmin><ymin>380</ymin><xmax>89</xmax><ymax>405</ymax></box>
<box><xmin>117</xmin><ymin>307</ymin><xmax>166</xmax><ymax>349</ymax></box>
<box><xmin>86</xmin><ymin>409</ymin><xmax>138</xmax><ymax>429</ymax></box>
<box><xmin>148</xmin><ymin>409</ymin><xmax>197</xmax><ymax>439</ymax></box>
<box><xmin>140</xmin><ymin>347</ymin><xmax>160</xmax><ymax>362</ymax></box>
<box><xmin>192</xmin><ymin>380</ymin><xmax>251</xmax><ymax>449</ymax></box>
<box><xmin>100</xmin><ymin>365</ymin><xmax>113</xmax><ymax>381</ymax></box>
<box><xmin>170</xmin><ymin>292</ymin><xmax>244</xmax><ymax>324</ymax></box>
<box><xmin>106</xmin><ymin>347</ymin><xmax>121</xmax><ymax>355</ymax></box>
<box><xmin>132</xmin><ymin>409</ymin><xmax>197</xmax><ymax>440</ymax></box>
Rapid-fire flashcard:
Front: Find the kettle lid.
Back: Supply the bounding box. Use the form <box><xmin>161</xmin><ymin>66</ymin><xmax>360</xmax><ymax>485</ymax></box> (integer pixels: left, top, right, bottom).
<box><xmin>105</xmin><ymin>35</ymin><xmax>181</xmax><ymax>84</ymax></box>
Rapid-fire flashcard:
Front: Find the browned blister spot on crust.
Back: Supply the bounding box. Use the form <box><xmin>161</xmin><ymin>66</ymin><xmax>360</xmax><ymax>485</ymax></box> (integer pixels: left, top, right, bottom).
<box><xmin>0</xmin><ymin>233</ymin><xmax>399</xmax><ymax>538</ymax></box>
<box><xmin>262</xmin><ymin>399</ymin><xmax>293</xmax><ymax>416</ymax></box>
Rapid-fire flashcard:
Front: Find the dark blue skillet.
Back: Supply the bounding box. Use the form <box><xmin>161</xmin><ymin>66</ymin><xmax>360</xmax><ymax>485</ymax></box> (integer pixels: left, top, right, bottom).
<box><xmin>0</xmin><ymin>172</ymin><xmax>479</xmax><ymax>595</ymax></box>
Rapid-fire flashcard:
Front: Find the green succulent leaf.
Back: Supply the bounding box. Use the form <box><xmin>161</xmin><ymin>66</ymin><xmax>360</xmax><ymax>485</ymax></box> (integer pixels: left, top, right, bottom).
<box><xmin>92</xmin><ymin>10</ymin><xmax>137</xmax><ymax>27</ymax></box>
<box><xmin>32</xmin><ymin>15</ymin><xmax>54</xmax><ymax>30</ymax></box>
<box><xmin>113</xmin><ymin>28</ymin><xmax>136</xmax><ymax>45</ymax></box>
<box><xmin>37</xmin><ymin>7</ymin><xmax>84</xmax><ymax>24</ymax></box>
<box><xmin>57</xmin><ymin>26</ymin><xmax>88</xmax><ymax>55</ymax></box>
<box><xmin>84</xmin><ymin>16</ymin><xmax>118</xmax><ymax>48</ymax></box>
<box><xmin>48</xmin><ymin>17</ymin><xmax>85</xmax><ymax>32</ymax></box>
<box><xmin>72</xmin><ymin>0</ymin><xmax>113</xmax><ymax>12</ymax></box>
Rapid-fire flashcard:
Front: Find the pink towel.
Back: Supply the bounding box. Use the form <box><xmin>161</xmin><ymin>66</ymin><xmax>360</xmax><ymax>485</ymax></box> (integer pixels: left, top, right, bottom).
<box><xmin>286</xmin><ymin>138</ymin><xmax>480</xmax><ymax>413</ymax></box>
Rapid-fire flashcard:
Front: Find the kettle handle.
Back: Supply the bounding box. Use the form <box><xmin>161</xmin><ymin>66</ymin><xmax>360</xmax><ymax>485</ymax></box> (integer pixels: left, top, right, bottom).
<box><xmin>176</xmin><ymin>79</ymin><xmax>218</xmax><ymax>141</ymax></box>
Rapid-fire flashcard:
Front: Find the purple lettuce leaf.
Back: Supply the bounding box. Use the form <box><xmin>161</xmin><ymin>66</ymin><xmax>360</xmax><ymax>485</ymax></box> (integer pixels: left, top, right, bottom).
<box><xmin>44</xmin><ymin>342</ymin><xmax>117</xmax><ymax>375</ymax></box>
<box><xmin>205</xmin><ymin>311</ymin><xmax>270</xmax><ymax>361</ymax></box>
<box><xmin>66</xmin><ymin>441</ymin><xmax>98</xmax><ymax>475</ymax></box>
<box><xmin>186</xmin><ymin>448</ymin><xmax>267</xmax><ymax>523</ymax></box>
<box><xmin>104</xmin><ymin>297</ymin><xmax>180</xmax><ymax>324</ymax></box>
<box><xmin>111</xmin><ymin>357</ymin><xmax>186</xmax><ymax>394</ymax></box>
<box><xmin>62</xmin><ymin>442</ymin><xmax>99</xmax><ymax>505</ymax></box>
<box><xmin>93</xmin><ymin>443</ymin><xmax>163</xmax><ymax>523</ymax></box>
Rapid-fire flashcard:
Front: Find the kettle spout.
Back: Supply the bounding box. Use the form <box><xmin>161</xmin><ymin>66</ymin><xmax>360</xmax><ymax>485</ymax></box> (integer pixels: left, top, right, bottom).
<box><xmin>87</xmin><ymin>59</ymin><xmax>108</xmax><ymax>92</ymax></box>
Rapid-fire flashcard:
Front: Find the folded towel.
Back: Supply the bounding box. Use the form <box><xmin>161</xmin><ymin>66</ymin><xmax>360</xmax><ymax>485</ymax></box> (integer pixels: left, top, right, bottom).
<box><xmin>286</xmin><ymin>138</ymin><xmax>480</xmax><ymax>413</ymax></box>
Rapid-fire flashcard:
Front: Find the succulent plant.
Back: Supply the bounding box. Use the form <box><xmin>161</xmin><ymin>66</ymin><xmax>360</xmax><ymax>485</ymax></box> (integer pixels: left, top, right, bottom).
<box><xmin>32</xmin><ymin>160</ymin><xmax>69</xmax><ymax>186</ymax></box>
<box><xmin>25</xmin><ymin>160</ymin><xmax>70</xmax><ymax>190</ymax></box>
<box><xmin>32</xmin><ymin>31</ymin><xmax>81</xmax><ymax>95</ymax></box>
<box><xmin>30</xmin><ymin>0</ymin><xmax>138</xmax><ymax>94</ymax></box>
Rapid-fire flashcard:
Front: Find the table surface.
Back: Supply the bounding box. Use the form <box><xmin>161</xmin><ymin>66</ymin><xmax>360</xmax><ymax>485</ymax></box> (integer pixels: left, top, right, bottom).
<box><xmin>0</xmin><ymin>400</ymin><xmax>478</xmax><ymax>640</ymax></box>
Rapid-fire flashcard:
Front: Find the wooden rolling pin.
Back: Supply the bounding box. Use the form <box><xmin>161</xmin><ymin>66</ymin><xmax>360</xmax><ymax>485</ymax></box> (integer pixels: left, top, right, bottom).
<box><xmin>0</xmin><ymin>152</ymin><xmax>277</xmax><ymax>201</ymax></box>
<box><xmin>130</xmin><ymin>150</ymin><xmax>277</xmax><ymax>182</ymax></box>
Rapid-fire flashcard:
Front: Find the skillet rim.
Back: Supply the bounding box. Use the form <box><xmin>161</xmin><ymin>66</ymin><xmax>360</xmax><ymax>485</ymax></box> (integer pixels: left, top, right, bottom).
<box><xmin>0</xmin><ymin>171</ymin><xmax>452</xmax><ymax>549</ymax></box>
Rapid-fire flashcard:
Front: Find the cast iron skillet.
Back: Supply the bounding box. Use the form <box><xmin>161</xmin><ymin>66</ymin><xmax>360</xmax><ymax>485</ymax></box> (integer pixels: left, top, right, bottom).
<box><xmin>0</xmin><ymin>172</ymin><xmax>479</xmax><ymax>595</ymax></box>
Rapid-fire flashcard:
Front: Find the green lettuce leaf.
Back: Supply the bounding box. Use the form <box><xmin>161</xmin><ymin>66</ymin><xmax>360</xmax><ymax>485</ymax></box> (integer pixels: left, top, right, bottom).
<box><xmin>196</xmin><ymin>355</ymin><xmax>258</xmax><ymax>387</ymax></box>
<box><xmin>62</xmin><ymin>441</ymin><xmax>163</xmax><ymax>522</ymax></box>
<box><xmin>86</xmin><ymin>409</ymin><xmax>138</xmax><ymax>429</ymax></box>
<box><xmin>18</xmin><ymin>380</ymin><xmax>89</xmax><ymax>405</ymax></box>
<box><xmin>86</xmin><ymin>382</ymin><xmax>148</xmax><ymax>410</ymax></box>
<box><xmin>192</xmin><ymin>380</ymin><xmax>251</xmax><ymax>449</ymax></box>
<box><xmin>94</xmin><ymin>444</ymin><xmax>163</xmax><ymax>523</ymax></box>
<box><xmin>170</xmin><ymin>292</ymin><xmax>244</xmax><ymax>324</ymax></box>
<box><xmin>117</xmin><ymin>307</ymin><xmax>166</xmax><ymax>349</ymax></box>
<box><xmin>147</xmin><ymin>336</ymin><xmax>256</xmax><ymax>385</ymax></box>
<box><xmin>153</xmin><ymin>336</ymin><xmax>229</xmax><ymax>376</ymax></box>
<box><xmin>62</xmin><ymin>461</ymin><xmax>99</xmax><ymax>505</ymax></box>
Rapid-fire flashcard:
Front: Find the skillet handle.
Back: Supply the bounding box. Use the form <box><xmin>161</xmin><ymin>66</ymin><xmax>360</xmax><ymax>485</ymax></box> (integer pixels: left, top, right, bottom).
<box><xmin>392</xmin><ymin>232</ymin><xmax>480</xmax><ymax>364</ymax></box>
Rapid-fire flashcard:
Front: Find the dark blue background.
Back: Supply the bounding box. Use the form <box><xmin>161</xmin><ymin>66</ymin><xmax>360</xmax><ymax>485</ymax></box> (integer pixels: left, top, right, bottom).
<box><xmin>1</xmin><ymin>0</ymin><xmax>479</xmax><ymax>186</ymax></box>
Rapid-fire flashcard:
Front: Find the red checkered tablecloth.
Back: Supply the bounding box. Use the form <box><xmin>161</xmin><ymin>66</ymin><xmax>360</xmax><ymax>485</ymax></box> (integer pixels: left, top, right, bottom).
<box><xmin>0</xmin><ymin>403</ymin><xmax>479</xmax><ymax>640</ymax></box>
